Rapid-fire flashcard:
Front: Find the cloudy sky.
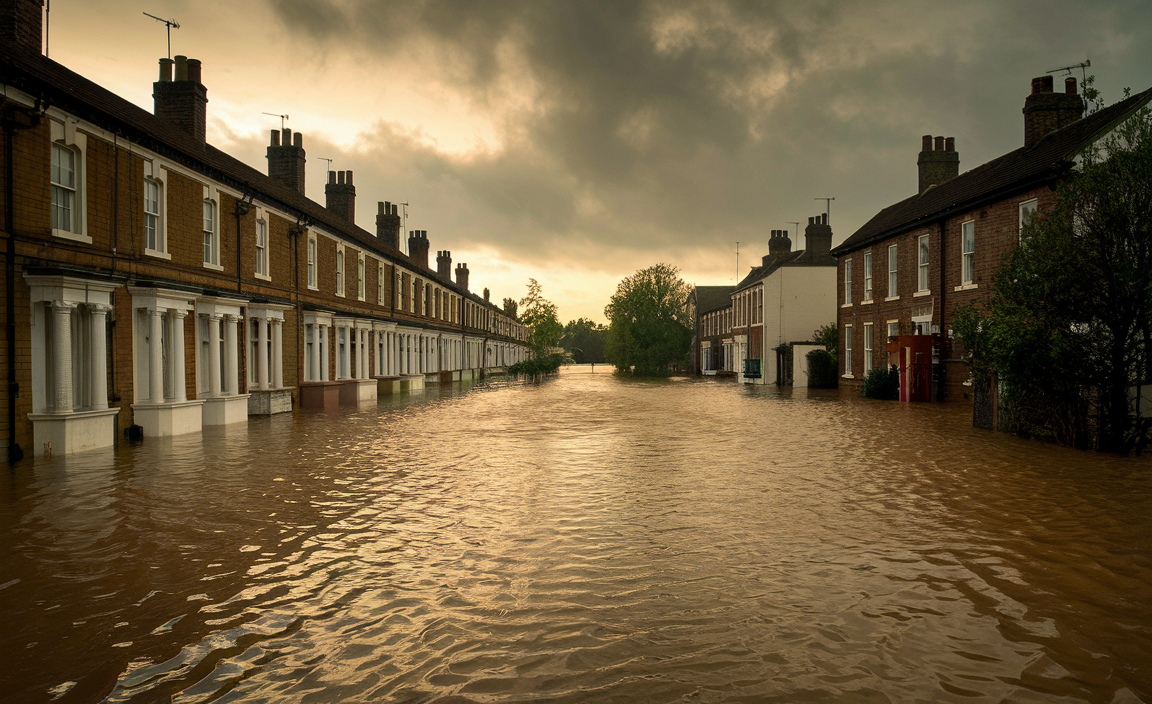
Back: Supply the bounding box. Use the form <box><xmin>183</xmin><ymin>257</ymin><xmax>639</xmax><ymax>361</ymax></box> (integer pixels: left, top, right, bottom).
<box><xmin>47</xmin><ymin>1</ymin><xmax>1152</xmax><ymax>322</ymax></box>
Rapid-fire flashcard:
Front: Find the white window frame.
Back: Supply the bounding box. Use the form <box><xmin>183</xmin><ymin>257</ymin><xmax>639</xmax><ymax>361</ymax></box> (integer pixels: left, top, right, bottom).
<box><xmin>335</xmin><ymin>246</ymin><xmax>345</xmax><ymax>297</ymax></box>
<box><xmin>960</xmin><ymin>220</ymin><xmax>976</xmax><ymax>287</ymax></box>
<box><xmin>1019</xmin><ymin>198</ymin><xmax>1038</xmax><ymax>239</ymax></box>
<box><xmin>49</xmin><ymin>120</ymin><xmax>90</xmax><ymax>244</ymax></box>
<box><xmin>307</xmin><ymin>234</ymin><xmax>318</xmax><ymax>290</ymax></box>
<box><xmin>863</xmin><ymin>251</ymin><xmax>873</xmax><ymax>303</ymax></box>
<box><xmin>254</xmin><ymin>211</ymin><xmax>270</xmax><ymax>280</ymax></box>
<box><xmin>887</xmin><ymin>320</ymin><xmax>899</xmax><ymax>341</ymax></box>
<box><xmin>843</xmin><ymin>324</ymin><xmax>853</xmax><ymax>378</ymax></box>
<box><xmin>916</xmin><ymin>234</ymin><xmax>930</xmax><ymax>294</ymax></box>
<box><xmin>887</xmin><ymin>244</ymin><xmax>898</xmax><ymax>299</ymax></box>
<box><xmin>843</xmin><ymin>259</ymin><xmax>853</xmax><ymax>306</ymax></box>
<box><xmin>357</xmin><ymin>254</ymin><xmax>366</xmax><ymax>300</ymax></box>
<box><xmin>142</xmin><ymin>162</ymin><xmax>169</xmax><ymax>258</ymax></box>
<box><xmin>202</xmin><ymin>184</ymin><xmax>222</xmax><ymax>270</ymax></box>
<box><xmin>863</xmin><ymin>322</ymin><xmax>874</xmax><ymax>372</ymax></box>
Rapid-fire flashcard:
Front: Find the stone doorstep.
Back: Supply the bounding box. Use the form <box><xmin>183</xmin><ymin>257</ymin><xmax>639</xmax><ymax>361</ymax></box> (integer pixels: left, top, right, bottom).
<box><xmin>337</xmin><ymin>378</ymin><xmax>377</xmax><ymax>405</ymax></box>
<box><xmin>299</xmin><ymin>381</ymin><xmax>342</xmax><ymax>410</ymax></box>
<box><xmin>28</xmin><ymin>407</ymin><xmax>121</xmax><ymax>456</ymax></box>
<box><xmin>248</xmin><ymin>388</ymin><xmax>294</xmax><ymax>416</ymax></box>
<box><xmin>202</xmin><ymin>394</ymin><xmax>252</xmax><ymax>426</ymax></box>
<box><xmin>131</xmin><ymin>399</ymin><xmax>205</xmax><ymax>438</ymax></box>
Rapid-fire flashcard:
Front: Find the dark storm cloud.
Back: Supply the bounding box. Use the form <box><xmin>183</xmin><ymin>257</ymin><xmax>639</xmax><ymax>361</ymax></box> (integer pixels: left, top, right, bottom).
<box><xmin>265</xmin><ymin>0</ymin><xmax>1152</xmax><ymax>270</ymax></box>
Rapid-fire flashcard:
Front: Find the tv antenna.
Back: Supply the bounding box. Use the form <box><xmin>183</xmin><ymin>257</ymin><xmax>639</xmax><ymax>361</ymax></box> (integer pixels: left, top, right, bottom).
<box><xmin>785</xmin><ymin>221</ymin><xmax>800</xmax><ymax>241</ymax></box>
<box><xmin>814</xmin><ymin>197</ymin><xmax>835</xmax><ymax>223</ymax></box>
<box><xmin>1047</xmin><ymin>60</ymin><xmax>1092</xmax><ymax>107</ymax></box>
<box><xmin>400</xmin><ymin>202</ymin><xmax>410</xmax><ymax>253</ymax></box>
<box><xmin>319</xmin><ymin>157</ymin><xmax>333</xmax><ymax>172</ymax></box>
<box><xmin>735</xmin><ymin>241</ymin><xmax>740</xmax><ymax>283</ymax></box>
<box><xmin>262</xmin><ymin>112</ymin><xmax>290</xmax><ymax>131</ymax></box>
<box><xmin>143</xmin><ymin>12</ymin><xmax>180</xmax><ymax>59</ymax></box>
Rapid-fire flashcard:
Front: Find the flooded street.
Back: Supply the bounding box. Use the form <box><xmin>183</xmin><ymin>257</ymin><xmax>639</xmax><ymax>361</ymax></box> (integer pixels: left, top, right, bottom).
<box><xmin>2</xmin><ymin>368</ymin><xmax>1151</xmax><ymax>703</ymax></box>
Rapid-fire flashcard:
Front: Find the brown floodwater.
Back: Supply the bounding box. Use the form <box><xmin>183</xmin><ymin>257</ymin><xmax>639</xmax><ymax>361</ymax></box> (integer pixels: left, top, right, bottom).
<box><xmin>1</xmin><ymin>367</ymin><xmax>1150</xmax><ymax>703</ymax></box>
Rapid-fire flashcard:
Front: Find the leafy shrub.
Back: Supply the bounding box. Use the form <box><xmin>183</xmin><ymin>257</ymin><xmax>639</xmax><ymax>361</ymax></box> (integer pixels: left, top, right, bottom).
<box><xmin>861</xmin><ymin>365</ymin><xmax>899</xmax><ymax>400</ymax></box>
<box><xmin>805</xmin><ymin>349</ymin><xmax>838</xmax><ymax>388</ymax></box>
<box><xmin>507</xmin><ymin>352</ymin><xmax>569</xmax><ymax>377</ymax></box>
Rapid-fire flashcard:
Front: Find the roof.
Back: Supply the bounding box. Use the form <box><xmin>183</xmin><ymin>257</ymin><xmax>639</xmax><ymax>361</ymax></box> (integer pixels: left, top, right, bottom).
<box><xmin>733</xmin><ymin>247</ymin><xmax>836</xmax><ymax>292</ymax></box>
<box><xmin>693</xmin><ymin>285</ymin><xmax>734</xmax><ymax>314</ymax></box>
<box><xmin>0</xmin><ymin>45</ymin><xmax>508</xmax><ymax>313</ymax></box>
<box><xmin>831</xmin><ymin>86</ymin><xmax>1152</xmax><ymax>256</ymax></box>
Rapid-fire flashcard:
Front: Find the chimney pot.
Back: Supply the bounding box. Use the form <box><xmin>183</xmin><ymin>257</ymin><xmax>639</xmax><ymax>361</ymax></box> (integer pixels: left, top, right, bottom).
<box><xmin>808</xmin><ymin>216</ymin><xmax>814</xmax><ymax>225</ymax></box>
<box><xmin>822</xmin><ymin>213</ymin><xmax>828</xmax><ymax>225</ymax></box>
<box><xmin>186</xmin><ymin>58</ymin><xmax>202</xmax><ymax>84</ymax></box>
<box><xmin>345</xmin><ymin>171</ymin><xmax>353</xmax><ymax>185</ymax></box>
<box><xmin>1042</xmin><ymin>75</ymin><xmax>1054</xmax><ymax>92</ymax></box>
<box><xmin>159</xmin><ymin>57</ymin><xmax>173</xmax><ymax>82</ymax></box>
<box><xmin>293</xmin><ymin>132</ymin><xmax>302</xmax><ymax>148</ymax></box>
<box><xmin>174</xmin><ymin>55</ymin><xmax>188</xmax><ymax>81</ymax></box>
<box><xmin>337</xmin><ymin>171</ymin><xmax>345</xmax><ymax>185</ymax></box>
<box><xmin>391</xmin><ymin>204</ymin><xmax>398</xmax><ymax>216</ymax></box>
<box><xmin>922</xmin><ymin>134</ymin><xmax>933</xmax><ymax>151</ymax></box>
<box><xmin>270</xmin><ymin>129</ymin><xmax>280</xmax><ymax>147</ymax></box>
<box><xmin>328</xmin><ymin>171</ymin><xmax>336</xmax><ymax>185</ymax></box>
<box><xmin>1031</xmin><ymin>76</ymin><xmax>1045</xmax><ymax>94</ymax></box>
<box><xmin>934</xmin><ymin>135</ymin><xmax>945</xmax><ymax>151</ymax></box>
<box><xmin>945</xmin><ymin>136</ymin><xmax>955</xmax><ymax>152</ymax></box>
<box><xmin>1066</xmin><ymin>76</ymin><xmax>1077</xmax><ymax>94</ymax></box>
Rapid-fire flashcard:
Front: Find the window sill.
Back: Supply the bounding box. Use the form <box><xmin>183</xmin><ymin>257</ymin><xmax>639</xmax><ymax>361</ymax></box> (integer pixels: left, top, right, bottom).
<box><xmin>841</xmin><ymin>303</ymin><xmax>852</xmax><ymax>308</ymax></box>
<box><xmin>913</xmin><ymin>290</ymin><xmax>931</xmax><ymax>297</ymax></box>
<box><xmin>335</xmin><ymin>293</ymin><xmax>345</xmax><ymax>298</ymax></box>
<box><xmin>53</xmin><ymin>228</ymin><xmax>92</xmax><ymax>245</ymax></box>
<box><xmin>144</xmin><ymin>248</ymin><xmax>171</xmax><ymax>260</ymax></box>
<box><xmin>308</xmin><ymin>285</ymin><xmax>319</xmax><ymax>292</ymax></box>
<box><xmin>953</xmin><ymin>283</ymin><xmax>978</xmax><ymax>291</ymax></box>
<box><xmin>842</xmin><ymin>373</ymin><xmax>855</xmax><ymax>379</ymax></box>
<box><xmin>255</xmin><ymin>273</ymin><xmax>272</xmax><ymax>282</ymax></box>
<box><xmin>861</xmin><ymin>299</ymin><xmax>873</xmax><ymax>306</ymax></box>
<box><xmin>884</xmin><ymin>295</ymin><xmax>900</xmax><ymax>302</ymax></box>
<box><xmin>202</xmin><ymin>262</ymin><xmax>224</xmax><ymax>272</ymax></box>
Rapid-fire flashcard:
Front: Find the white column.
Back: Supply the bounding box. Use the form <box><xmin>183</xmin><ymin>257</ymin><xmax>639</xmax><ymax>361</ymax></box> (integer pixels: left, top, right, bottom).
<box><xmin>310</xmin><ymin>324</ymin><xmax>321</xmax><ymax>382</ymax></box>
<box><xmin>89</xmin><ymin>303</ymin><xmax>109</xmax><ymax>410</ymax></box>
<box><xmin>272</xmin><ymin>319</ymin><xmax>283</xmax><ymax>388</ymax></box>
<box><xmin>358</xmin><ymin>329</ymin><xmax>367</xmax><ymax>379</ymax></box>
<box><xmin>320</xmin><ymin>325</ymin><xmax>329</xmax><ymax>381</ymax></box>
<box><xmin>172</xmin><ymin>310</ymin><xmax>187</xmax><ymax>402</ymax></box>
<box><xmin>51</xmin><ymin>301</ymin><xmax>75</xmax><ymax>411</ymax></box>
<box><xmin>149</xmin><ymin>308</ymin><xmax>165</xmax><ymax>402</ymax></box>
<box><xmin>207</xmin><ymin>313</ymin><xmax>222</xmax><ymax>397</ymax></box>
<box><xmin>223</xmin><ymin>314</ymin><xmax>238</xmax><ymax>395</ymax></box>
<box><xmin>342</xmin><ymin>326</ymin><xmax>352</xmax><ymax>380</ymax></box>
<box><xmin>257</xmin><ymin>318</ymin><xmax>270</xmax><ymax>390</ymax></box>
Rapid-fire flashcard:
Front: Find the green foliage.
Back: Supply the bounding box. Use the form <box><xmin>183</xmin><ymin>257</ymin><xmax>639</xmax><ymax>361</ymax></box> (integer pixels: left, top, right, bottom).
<box><xmin>974</xmin><ymin>103</ymin><xmax>1152</xmax><ymax>453</ymax></box>
<box><xmin>518</xmin><ymin>279</ymin><xmax>563</xmax><ymax>359</ymax></box>
<box><xmin>861</xmin><ymin>365</ymin><xmax>899</xmax><ymax>400</ymax></box>
<box><xmin>604</xmin><ymin>263</ymin><xmax>693</xmax><ymax>376</ymax></box>
<box><xmin>813</xmin><ymin>323</ymin><xmax>838</xmax><ymax>353</ymax></box>
<box><xmin>805</xmin><ymin>349</ymin><xmax>839</xmax><ymax>389</ymax></box>
<box><xmin>560</xmin><ymin>317</ymin><xmax>607</xmax><ymax>363</ymax></box>
<box><xmin>502</xmin><ymin>297</ymin><xmax>519</xmax><ymax>320</ymax></box>
<box><xmin>508</xmin><ymin>352</ymin><xmax>569</xmax><ymax>377</ymax></box>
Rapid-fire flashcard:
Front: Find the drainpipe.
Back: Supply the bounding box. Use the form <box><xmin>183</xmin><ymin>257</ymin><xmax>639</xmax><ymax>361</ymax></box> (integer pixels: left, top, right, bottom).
<box><xmin>4</xmin><ymin>101</ymin><xmax>43</xmax><ymax>463</ymax></box>
<box><xmin>938</xmin><ymin>218</ymin><xmax>947</xmax><ymax>402</ymax></box>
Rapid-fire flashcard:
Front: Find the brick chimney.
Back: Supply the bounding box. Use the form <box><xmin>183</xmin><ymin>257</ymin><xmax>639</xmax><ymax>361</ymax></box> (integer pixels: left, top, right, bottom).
<box><xmin>325</xmin><ymin>170</ymin><xmax>355</xmax><ymax>224</ymax></box>
<box><xmin>0</xmin><ymin>0</ymin><xmax>43</xmax><ymax>54</ymax></box>
<box><xmin>154</xmin><ymin>55</ymin><xmax>208</xmax><ymax>143</ymax></box>
<box><xmin>266</xmin><ymin>128</ymin><xmax>306</xmax><ymax>195</ymax></box>
<box><xmin>803</xmin><ymin>214</ymin><xmax>833</xmax><ymax>259</ymax></box>
<box><xmin>455</xmin><ymin>262</ymin><xmax>470</xmax><ymax>291</ymax></box>
<box><xmin>1023</xmin><ymin>75</ymin><xmax>1085</xmax><ymax>147</ymax></box>
<box><xmin>483</xmin><ymin>287</ymin><xmax>490</xmax><ymax>302</ymax></box>
<box><xmin>407</xmin><ymin>230</ymin><xmax>429</xmax><ymax>270</ymax></box>
<box><xmin>917</xmin><ymin>134</ymin><xmax>960</xmax><ymax>194</ymax></box>
<box><xmin>436</xmin><ymin>250</ymin><xmax>452</xmax><ymax>279</ymax></box>
<box><xmin>376</xmin><ymin>201</ymin><xmax>401</xmax><ymax>249</ymax></box>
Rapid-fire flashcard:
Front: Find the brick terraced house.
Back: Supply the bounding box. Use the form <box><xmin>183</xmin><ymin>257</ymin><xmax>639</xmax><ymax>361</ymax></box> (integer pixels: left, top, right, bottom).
<box><xmin>0</xmin><ymin>0</ymin><xmax>529</xmax><ymax>457</ymax></box>
<box><xmin>689</xmin><ymin>285</ymin><xmax>733</xmax><ymax>375</ymax></box>
<box><xmin>831</xmin><ymin>75</ymin><xmax>1152</xmax><ymax>402</ymax></box>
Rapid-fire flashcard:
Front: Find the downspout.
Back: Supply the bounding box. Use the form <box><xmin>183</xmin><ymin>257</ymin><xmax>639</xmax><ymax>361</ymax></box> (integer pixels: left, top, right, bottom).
<box><xmin>938</xmin><ymin>218</ymin><xmax>947</xmax><ymax>402</ymax></box>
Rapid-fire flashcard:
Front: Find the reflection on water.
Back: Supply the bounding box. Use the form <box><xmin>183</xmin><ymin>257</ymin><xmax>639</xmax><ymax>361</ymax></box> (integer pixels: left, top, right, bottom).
<box><xmin>2</xmin><ymin>368</ymin><xmax>1150</xmax><ymax>703</ymax></box>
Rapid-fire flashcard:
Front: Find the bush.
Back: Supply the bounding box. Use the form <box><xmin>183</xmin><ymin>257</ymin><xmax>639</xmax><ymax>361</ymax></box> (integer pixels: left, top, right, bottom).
<box><xmin>861</xmin><ymin>365</ymin><xmax>899</xmax><ymax>400</ymax></box>
<box><xmin>507</xmin><ymin>352</ymin><xmax>568</xmax><ymax>377</ymax></box>
<box><xmin>805</xmin><ymin>349</ymin><xmax>838</xmax><ymax>388</ymax></box>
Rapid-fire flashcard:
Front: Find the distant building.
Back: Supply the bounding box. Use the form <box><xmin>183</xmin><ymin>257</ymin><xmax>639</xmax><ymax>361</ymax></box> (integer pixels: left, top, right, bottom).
<box><xmin>831</xmin><ymin>76</ymin><xmax>1152</xmax><ymax>402</ymax></box>
<box><xmin>689</xmin><ymin>286</ymin><xmax>733</xmax><ymax>375</ymax></box>
<box><xmin>729</xmin><ymin>216</ymin><xmax>837</xmax><ymax>385</ymax></box>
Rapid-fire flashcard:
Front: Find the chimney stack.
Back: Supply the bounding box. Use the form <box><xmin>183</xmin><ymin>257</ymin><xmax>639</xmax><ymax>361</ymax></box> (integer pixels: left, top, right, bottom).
<box><xmin>154</xmin><ymin>55</ymin><xmax>209</xmax><ymax>143</ymax></box>
<box><xmin>267</xmin><ymin>128</ymin><xmax>306</xmax><ymax>196</ymax></box>
<box><xmin>1023</xmin><ymin>75</ymin><xmax>1085</xmax><ymax>147</ymax></box>
<box><xmin>768</xmin><ymin>228</ymin><xmax>792</xmax><ymax>257</ymax></box>
<box><xmin>376</xmin><ymin>201</ymin><xmax>401</xmax><ymax>249</ymax></box>
<box><xmin>325</xmin><ymin>170</ymin><xmax>356</xmax><ymax>224</ymax></box>
<box><xmin>437</xmin><ymin>250</ymin><xmax>452</xmax><ymax>279</ymax></box>
<box><xmin>0</xmin><ymin>0</ymin><xmax>44</xmax><ymax>55</ymax></box>
<box><xmin>483</xmin><ymin>288</ymin><xmax>490</xmax><ymax>302</ymax></box>
<box><xmin>917</xmin><ymin>134</ymin><xmax>960</xmax><ymax>194</ymax></box>
<box><xmin>803</xmin><ymin>213</ymin><xmax>833</xmax><ymax>260</ymax></box>
<box><xmin>455</xmin><ymin>263</ymin><xmax>470</xmax><ymax>291</ymax></box>
<box><xmin>407</xmin><ymin>229</ymin><xmax>430</xmax><ymax>270</ymax></box>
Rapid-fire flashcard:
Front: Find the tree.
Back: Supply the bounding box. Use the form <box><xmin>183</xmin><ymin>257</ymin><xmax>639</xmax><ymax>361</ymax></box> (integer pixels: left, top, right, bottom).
<box><xmin>502</xmin><ymin>297</ymin><xmax>519</xmax><ymax>320</ymax></box>
<box><xmin>604</xmin><ymin>263</ymin><xmax>693</xmax><ymax>375</ymax></box>
<box><xmin>967</xmin><ymin>102</ymin><xmax>1152</xmax><ymax>453</ymax></box>
<box><xmin>518</xmin><ymin>279</ymin><xmax>563</xmax><ymax>359</ymax></box>
<box><xmin>560</xmin><ymin>318</ymin><xmax>607</xmax><ymax>363</ymax></box>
